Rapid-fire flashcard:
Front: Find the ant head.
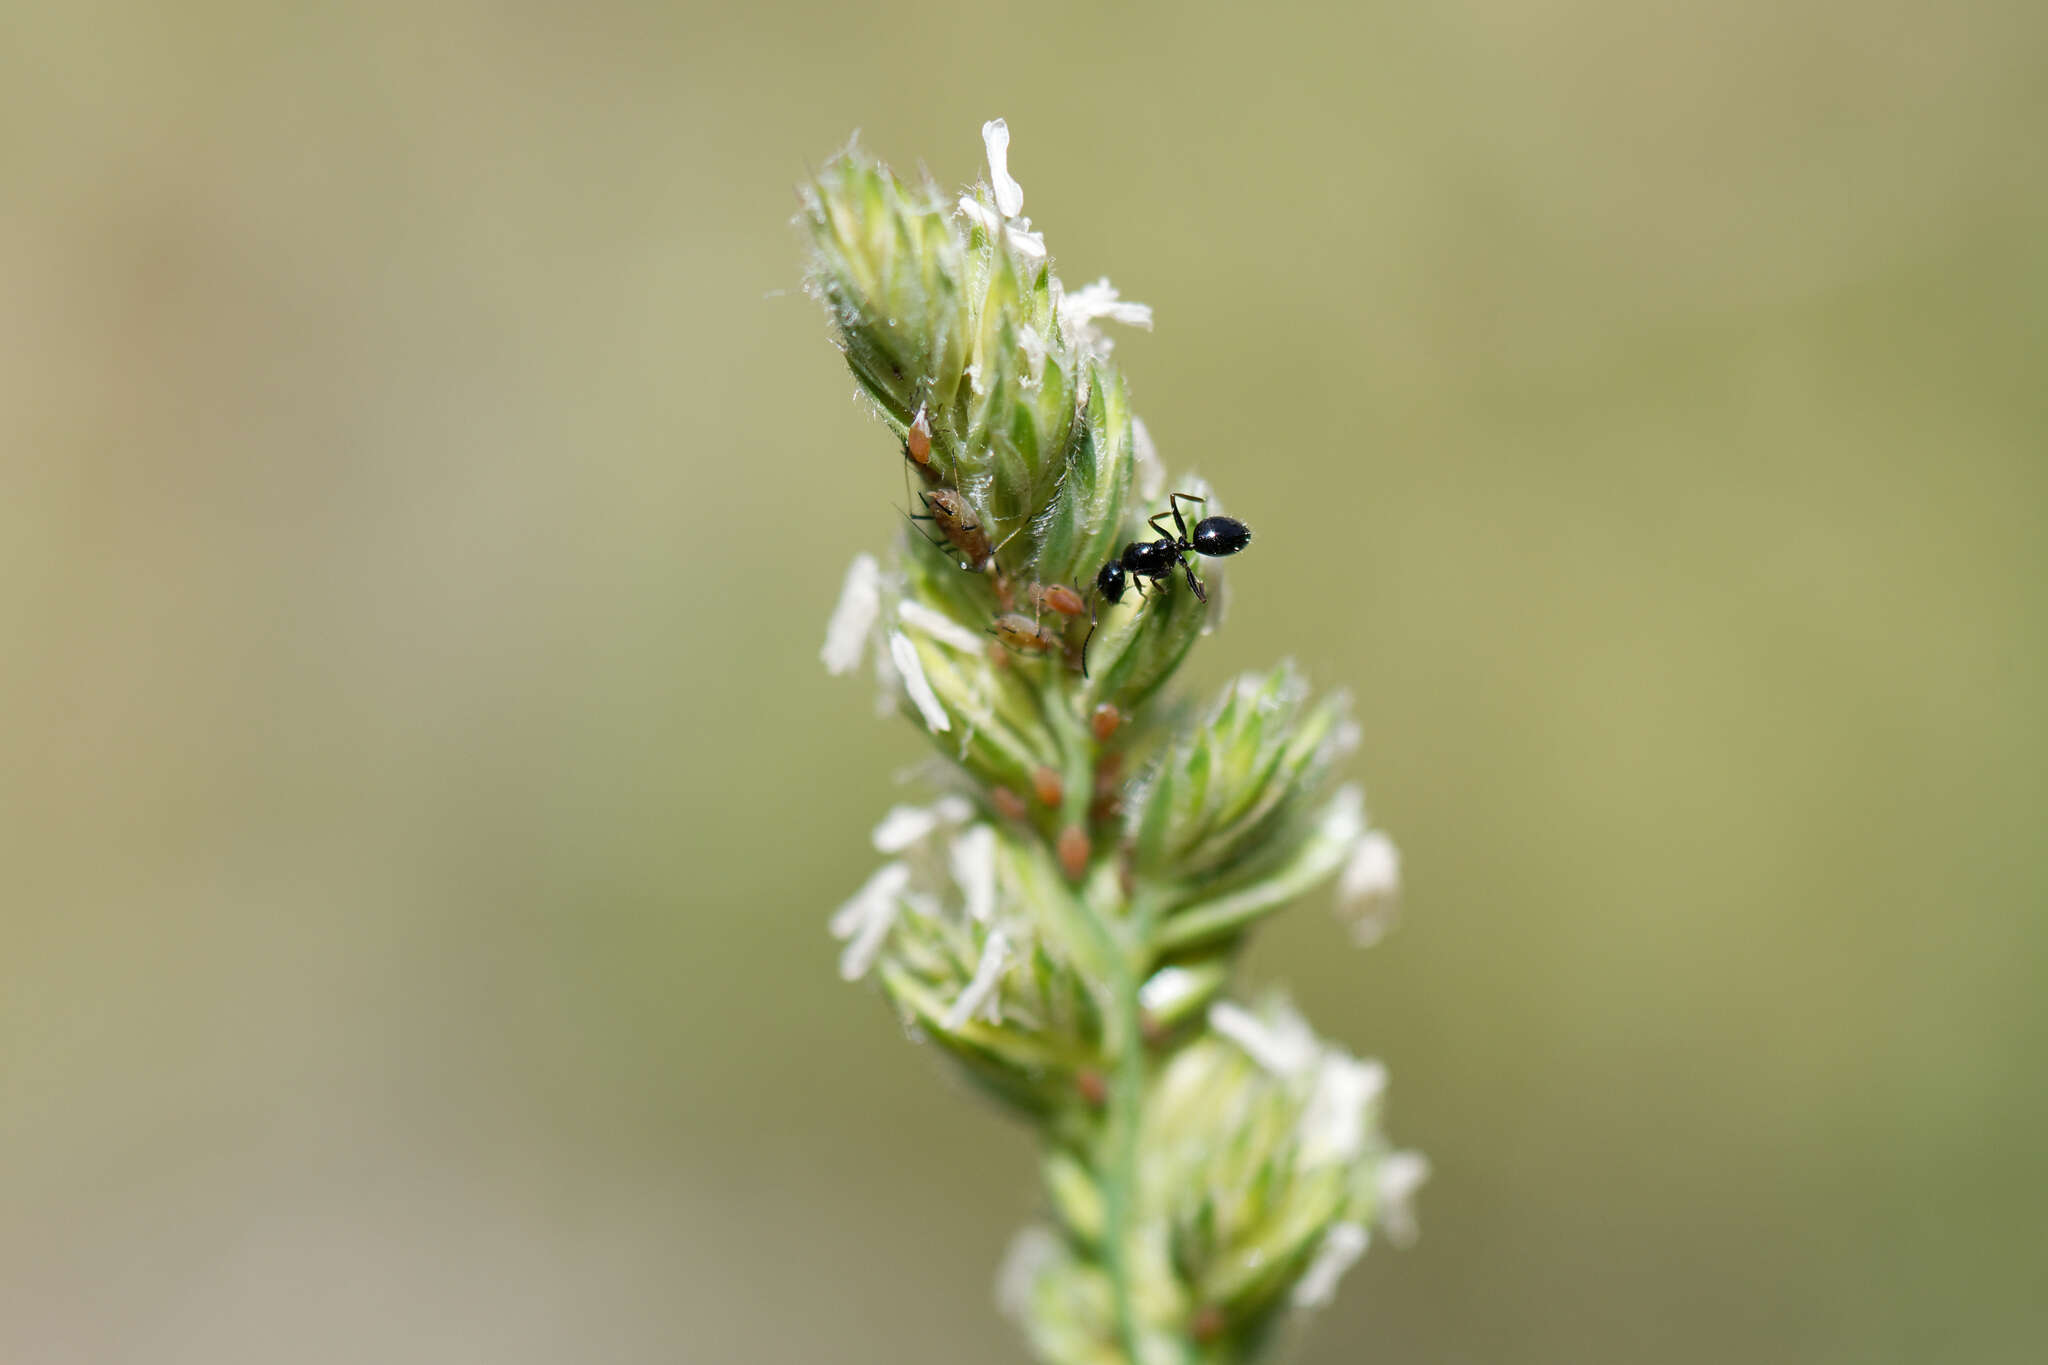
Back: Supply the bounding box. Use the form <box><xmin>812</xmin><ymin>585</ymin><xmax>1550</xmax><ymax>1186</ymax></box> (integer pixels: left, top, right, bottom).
<box><xmin>1095</xmin><ymin>560</ymin><xmax>1128</xmax><ymax>604</ymax></box>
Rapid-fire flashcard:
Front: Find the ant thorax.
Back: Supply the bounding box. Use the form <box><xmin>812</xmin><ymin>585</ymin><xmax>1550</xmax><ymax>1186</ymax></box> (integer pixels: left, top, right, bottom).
<box><xmin>1121</xmin><ymin>538</ymin><xmax>1179</xmax><ymax>577</ymax></box>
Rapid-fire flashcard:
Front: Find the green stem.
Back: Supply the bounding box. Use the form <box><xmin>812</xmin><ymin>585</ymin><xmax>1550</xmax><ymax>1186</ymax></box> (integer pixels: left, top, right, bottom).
<box><xmin>1052</xmin><ymin>685</ymin><xmax>1095</xmax><ymax>837</ymax></box>
<box><xmin>1101</xmin><ymin>944</ymin><xmax>1146</xmax><ymax>1362</ymax></box>
<box><xmin>1045</xmin><ymin>685</ymin><xmax>1150</xmax><ymax>1362</ymax></box>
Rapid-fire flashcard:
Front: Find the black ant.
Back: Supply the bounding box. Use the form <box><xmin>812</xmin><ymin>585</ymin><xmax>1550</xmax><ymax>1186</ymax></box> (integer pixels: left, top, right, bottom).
<box><xmin>1093</xmin><ymin>492</ymin><xmax>1251</xmax><ymax>607</ymax></box>
<box><xmin>1081</xmin><ymin>493</ymin><xmax>1250</xmax><ymax>676</ymax></box>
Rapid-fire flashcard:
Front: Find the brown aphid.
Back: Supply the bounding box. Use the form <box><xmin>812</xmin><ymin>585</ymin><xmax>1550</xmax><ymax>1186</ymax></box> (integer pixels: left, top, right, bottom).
<box><xmin>1075</xmin><ymin>1069</ymin><xmax>1108</xmax><ymax>1108</ymax></box>
<box><xmin>1031</xmin><ymin>766</ymin><xmax>1064</xmax><ymax>808</ymax></box>
<box><xmin>989</xmin><ymin>612</ymin><xmax>1061</xmax><ymax>655</ymax></box>
<box><xmin>912</xmin><ymin>488</ymin><xmax>992</xmax><ymax>567</ymax></box>
<box><xmin>990</xmin><ymin>786</ymin><xmax>1029</xmax><ymax>822</ymax></box>
<box><xmin>1091</xmin><ymin>751</ymin><xmax>1124</xmax><ymax>821</ymax></box>
<box><xmin>1140</xmin><ymin>1008</ymin><xmax>1171</xmax><ymax>1048</ymax></box>
<box><xmin>1090</xmin><ymin>703</ymin><xmax>1123</xmax><ymax>742</ymax></box>
<box><xmin>1057</xmin><ymin>824</ymin><xmax>1091</xmax><ymax>880</ymax></box>
<box><xmin>1025</xmin><ymin>582</ymin><xmax>1087</xmax><ymax>618</ymax></box>
<box><xmin>1190</xmin><ymin>1304</ymin><xmax>1227</xmax><ymax>1344</ymax></box>
<box><xmin>906</xmin><ymin>404</ymin><xmax>932</xmax><ymax>465</ymax></box>
<box><xmin>900</xmin><ymin>405</ymin><xmax>938</xmax><ymax>485</ymax></box>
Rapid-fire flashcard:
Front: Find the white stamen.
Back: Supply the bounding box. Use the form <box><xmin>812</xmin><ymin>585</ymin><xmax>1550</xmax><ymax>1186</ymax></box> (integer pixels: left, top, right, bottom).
<box><xmin>943</xmin><ymin>929</ymin><xmax>1010</xmax><ymax>1029</ymax></box>
<box><xmin>950</xmin><ymin>823</ymin><xmax>997</xmax><ymax>923</ymax></box>
<box><xmin>870</xmin><ymin>628</ymin><xmax>903</xmax><ymax>717</ymax></box>
<box><xmin>1209</xmin><ymin>1000</ymin><xmax>1318</xmax><ymax>1078</ymax></box>
<box><xmin>994</xmin><ymin>1226</ymin><xmax>1062</xmax><ymax>1322</ymax></box>
<box><xmin>943</xmin><ymin>929</ymin><xmax>1010</xmax><ymax>1028</ymax></box>
<box><xmin>1376</xmin><ymin>1151</ymin><xmax>1431</xmax><ymax>1247</ymax></box>
<box><xmin>872</xmin><ymin>804</ymin><xmax>941</xmax><ymax>853</ymax></box>
<box><xmin>831</xmin><ymin>862</ymin><xmax>909</xmax><ymax>980</ymax></box>
<box><xmin>1063</xmin><ymin>277</ymin><xmax>1153</xmax><ymax>330</ymax></box>
<box><xmin>1235</xmin><ymin>670</ymin><xmax>1275</xmax><ymax>709</ymax></box>
<box><xmin>981</xmin><ymin>118</ymin><xmax>1024</xmax><ymax>218</ymax></box>
<box><xmin>821</xmin><ymin>554</ymin><xmax>881</xmax><ymax>675</ymax></box>
<box><xmin>1321</xmin><ymin>785</ymin><xmax>1367</xmax><ymax>849</ymax></box>
<box><xmin>957</xmin><ymin>196</ymin><xmax>996</xmax><ymax>231</ymax></box>
<box><xmin>1131</xmin><ymin>417</ymin><xmax>1166</xmax><ymax>501</ymax></box>
<box><xmin>898</xmin><ymin>599</ymin><xmax>988</xmax><ymax>654</ymax></box>
<box><xmin>1058</xmin><ymin>276</ymin><xmax>1152</xmax><ymax>358</ymax></box>
<box><xmin>1016</xmin><ymin>324</ymin><xmax>1048</xmax><ymax>381</ymax></box>
<box><xmin>1339</xmin><ymin>829</ymin><xmax>1401</xmax><ymax>946</ymax></box>
<box><xmin>957</xmin><ymin>196</ymin><xmax>1048</xmax><ymax>259</ymax></box>
<box><xmin>1291</xmin><ymin>1222</ymin><xmax>1370</xmax><ymax>1308</ymax></box>
<box><xmin>1300</xmin><ymin>1053</ymin><xmax>1389</xmax><ymax>1167</ymax></box>
<box><xmin>1138</xmin><ymin>965</ymin><xmax>1202</xmax><ymax>1017</ymax></box>
<box><xmin>889</xmin><ymin>631</ymin><xmax>951</xmax><ymax>733</ymax></box>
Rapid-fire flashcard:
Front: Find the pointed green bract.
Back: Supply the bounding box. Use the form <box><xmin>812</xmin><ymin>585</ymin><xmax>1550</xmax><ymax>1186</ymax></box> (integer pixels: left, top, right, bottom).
<box><xmin>1132</xmin><ymin>664</ymin><xmax>1354</xmax><ymax>883</ymax></box>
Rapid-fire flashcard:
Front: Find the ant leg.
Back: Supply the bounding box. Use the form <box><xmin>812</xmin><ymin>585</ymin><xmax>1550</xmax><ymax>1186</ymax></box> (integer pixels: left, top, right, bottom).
<box><xmin>1180</xmin><ymin>556</ymin><xmax>1208</xmax><ymax>604</ymax></box>
<box><xmin>1169</xmin><ymin>492</ymin><xmax>1207</xmax><ymax>542</ymax></box>
<box><xmin>1148</xmin><ymin>511</ymin><xmax>1177</xmax><ymax>540</ymax></box>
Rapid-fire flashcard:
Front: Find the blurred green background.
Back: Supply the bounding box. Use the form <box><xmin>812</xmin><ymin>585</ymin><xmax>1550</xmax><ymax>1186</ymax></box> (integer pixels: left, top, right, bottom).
<box><xmin>4</xmin><ymin>2</ymin><xmax>2044</xmax><ymax>1361</ymax></box>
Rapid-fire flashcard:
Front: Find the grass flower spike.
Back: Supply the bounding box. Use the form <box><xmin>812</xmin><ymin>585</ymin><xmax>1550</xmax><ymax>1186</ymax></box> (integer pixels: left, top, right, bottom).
<box><xmin>802</xmin><ymin>120</ymin><xmax>1424</xmax><ymax>1364</ymax></box>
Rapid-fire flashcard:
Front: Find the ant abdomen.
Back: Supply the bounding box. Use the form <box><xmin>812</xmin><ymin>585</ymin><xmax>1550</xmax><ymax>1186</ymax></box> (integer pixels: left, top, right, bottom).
<box><xmin>1192</xmin><ymin>516</ymin><xmax>1251</xmax><ymax>558</ymax></box>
